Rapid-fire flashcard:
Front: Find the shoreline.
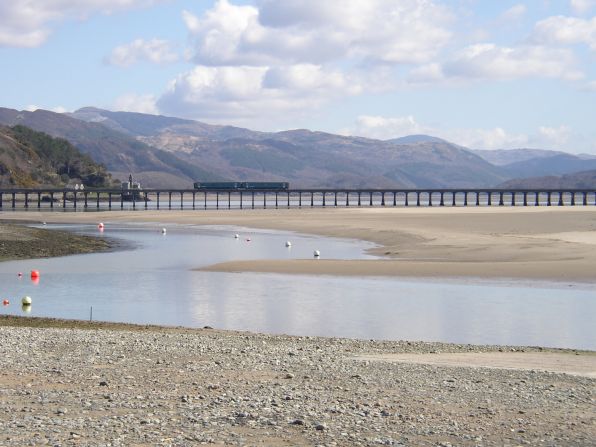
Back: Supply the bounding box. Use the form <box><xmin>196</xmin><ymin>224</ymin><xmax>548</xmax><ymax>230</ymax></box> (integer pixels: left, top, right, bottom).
<box><xmin>2</xmin><ymin>207</ymin><xmax>596</xmax><ymax>282</ymax></box>
<box><xmin>0</xmin><ymin>315</ymin><xmax>594</xmax><ymax>446</ymax></box>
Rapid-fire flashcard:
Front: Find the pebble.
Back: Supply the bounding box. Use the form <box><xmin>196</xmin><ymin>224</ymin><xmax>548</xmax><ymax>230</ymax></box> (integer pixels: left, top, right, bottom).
<box><xmin>0</xmin><ymin>325</ymin><xmax>592</xmax><ymax>446</ymax></box>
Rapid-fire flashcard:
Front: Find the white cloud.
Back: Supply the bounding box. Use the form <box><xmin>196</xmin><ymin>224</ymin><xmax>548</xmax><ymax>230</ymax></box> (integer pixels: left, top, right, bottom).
<box><xmin>0</xmin><ymin>1</ymin><xmax>164</xmax><ymax>47</ymax></box>
<box><xmin>113</xmin><ymin>93</ymin><xmax>158</xmax><ymax>114</ymax></box>
<box><xmin>532</xmin><ymin>15</ymin><xmax>596</xmax><ymax>51</ymax></box>
<box><xmin>157</xmin><ymin>64</ymin><xmax>361</xmax><ymax>124</ymax></box>
<box><xmin>570</xmin><ymin>0</ymin><xmax>595</xmax><ymax>14</ymax></box>
<box><xmin>344</xmin><ymin>115</ymin><xmax>584</xmax><ymax>151</ymax></box>
<box><xmin>107</xmin><ymin>39</ymin><xmax>178</xmax><ymax>67</ymax></box>
<box><xmin>443</xmin><ymin>43</ymin><xmax>584</xmax><ymax>81</ymax></box>
<box><xmin>183</xmin><ymin>0</ymin><xmax>453</xmax><ymax>66</ymax></box>
<box><xmin>25</xmin><ymin>105</ymin><xmax>68</xmax><ymax>113</ymax></box>
<box><xmin>500</xmin><ymin>4</ymin><xmax>527</xmax><ymax>22</ymax></box>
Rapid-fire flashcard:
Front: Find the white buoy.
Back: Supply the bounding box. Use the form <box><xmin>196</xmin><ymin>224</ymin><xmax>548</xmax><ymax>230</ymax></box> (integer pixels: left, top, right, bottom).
<box><xmin>234</xmin><ymin>234</ymin><xmax>239</xmax><ymax>239</ymax></box>
<box><xmin>42</xmin><ymin>222</ymin><xmax>47</xmax><ymax>226</ymax></box>
<box><xmin>285</xmin><ymin>241</ymin><xmax>292</xmax><ymax>247</ymax></box>
<box><xmin>161</xmin><ymin>228</ymin><xmax>167</xmax><ymax>235</ymax></box>
<box><xmin>21</xmin><ymin>296</ymin><xmax>32</xmax><ymax>305</ymax></box>
<box><xmin>314</xmin><ymin>250</ymin><xmax>320</xmax><ymax>258</ymax></box>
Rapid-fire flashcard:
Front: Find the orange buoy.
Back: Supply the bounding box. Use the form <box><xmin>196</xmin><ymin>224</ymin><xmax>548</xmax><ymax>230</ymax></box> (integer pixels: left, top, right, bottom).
<box><xmin>2</xmin><ymin>299</ymin><xmax>9</xmax><ymax>305</ymax></box>
<box><xmin>30</xmin><ymin>270</ymin><xmax>40</xmax><ymax>279</ymax></box>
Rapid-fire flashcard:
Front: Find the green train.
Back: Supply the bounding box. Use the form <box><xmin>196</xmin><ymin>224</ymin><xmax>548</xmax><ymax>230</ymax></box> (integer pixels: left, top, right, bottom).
<box><xmin>193</xmin><ymin>181</ymin><xmax>289</xmax><ymax>191</ymax></box>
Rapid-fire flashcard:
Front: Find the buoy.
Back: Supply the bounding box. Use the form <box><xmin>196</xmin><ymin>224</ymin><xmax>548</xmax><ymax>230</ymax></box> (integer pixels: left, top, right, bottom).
<box><xmin>17</xmin><ymin>272</ymin><xmax>23</xmax><ymax>278</ymax></box>
<box><xmin>98</xmin><ymin>223</ymin><xmax>105</xmax><ymax>230</ymax></box>
<box><xmin>246</xmin><ymin>238</ymin><xmax>251</xmax><ymax>242</ymax></box>
<box><xmin>234</xmin><ymin>234</ymin><xmax>239</xmax><ymax>239</ymax></box>
<box><xmin>161</xmin><ymin>228</ymin><xmax>167</xmax><ymax>234</ymax></box>
<box><xmin>30</xmin><ymin>270</ymin><xmax>40</xmax><ymax>279</ymax></box>
<box><xmin>285</xmin><ymin>241</ymin><xmax>292</xmax><ymax>247</ymax></box>
<box><xmin>2</xmin><ymin>299</ymin><xmax>9</xmax><ymax>306</ymax></box>
<box><xmin>314</xmin><ymin>250</ymin><xmax>321</xmax><ymax>258</ymax></box>
<box><xmin>42</xmin><ymin>222</ymin><xmax>47</xmax><ymax>226</ymax></box>
<box><xmin>21</xmin><ymin>296</ymin><xmax>32</xmax><ymax>305</ymax></box>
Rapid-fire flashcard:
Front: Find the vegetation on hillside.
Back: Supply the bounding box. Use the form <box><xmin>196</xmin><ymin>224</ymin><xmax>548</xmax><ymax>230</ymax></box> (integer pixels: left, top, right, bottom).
<box><xmin>0</xmin><ymin>125</ymin><xmax>113</xmax><ymax>187</ymax></box>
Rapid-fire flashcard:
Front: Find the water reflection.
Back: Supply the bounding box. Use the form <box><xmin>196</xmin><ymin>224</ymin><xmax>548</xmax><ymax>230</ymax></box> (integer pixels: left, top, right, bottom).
<box><xmin>0</xmin><ymin>224</ymin><xmax>594</xmax><ymax>350</ymax></box>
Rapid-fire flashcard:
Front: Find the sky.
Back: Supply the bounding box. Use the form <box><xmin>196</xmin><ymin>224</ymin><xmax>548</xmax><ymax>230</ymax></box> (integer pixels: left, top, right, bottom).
<box><xmin>1</xmin><ymin>0</ymin><xmax>595</xmax><ymax>153</ymax></box>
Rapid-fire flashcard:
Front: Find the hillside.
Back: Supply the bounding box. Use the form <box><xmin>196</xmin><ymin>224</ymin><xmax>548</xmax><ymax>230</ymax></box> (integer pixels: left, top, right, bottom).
<box><xmin>0</xmin><ymin>108</ymin><xmax>224</xmax><ymax>188</ymax></box>
<box><xmin>70</xmin><ymin>108</ymin><xmax>509</xmax><ymax>188</ymax></box>
<box><xmin>0</xmin><ymin>125</ymin><xmax>112</xmax><ymax>187</ymax></box>
<box><xmin>498</xmin><ymin>170</ymin><xmax>596</xmax><ymax>189</ymax></box>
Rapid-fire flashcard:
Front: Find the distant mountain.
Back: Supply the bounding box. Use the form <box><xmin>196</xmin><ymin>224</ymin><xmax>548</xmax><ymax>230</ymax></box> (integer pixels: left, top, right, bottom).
<box><xmin>70</xmin><ymin>108</ymin><xmax>508</xmax><ymax>188</ymax></box>
<box><xmin>501</xmin><ymin>153</ymin><xmax>596</xmax><ymax>178</ymax></box>
<box><xmin>0</xmin><ymin>125</ymin><xmax>112</xmax><ymax>187</ymax></box>
<box><xmin>472</xmin><ymin>148</ymin><xmax>567</xmax><ymax>166</ymax></box>
<box><xmin>387</xmin><ymin>135</ymin><xmax>447</xmax><ymax>144</ymax></box>
<box><xmin>0</xmin><ymin>107</ymin><xmax>224</xmax><ymax>187</ymax></box>
<box><xmin>498</xmin><ymin>169</ymin><xmax>596</xmax><ymax>189</ymax></box>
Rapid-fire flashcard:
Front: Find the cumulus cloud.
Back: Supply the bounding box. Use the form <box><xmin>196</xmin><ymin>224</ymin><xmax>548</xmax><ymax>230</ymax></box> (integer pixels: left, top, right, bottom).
<box><xmin>183</xmin><ymin>0</ymin><xmax>453</xmax><ymax>66</ymax></box>
<box><xmin>157</xmin><ymin>64</ymin><xmax>361</xmax><ymax>123</ymax></box>
<box><xmin>570</xmin><ymin>0</ymin><xmax>595</xmax><ymax>14</ymax></box>
<box><xmin>344</xmin><ymin>115</ymin><xmax>581</xmax><ymax>151</ymax></box>
<box><xmin>442</xmin><ymin>43</ymin><xmax>584</xmax><ymax>81</ymax></box>
<box><xmin>113</xmin><ymin>93</ymin><xmax>158</xmax><ymax>114</ymax></box>
<box><xmin>532</xmin><ymin>15</ymin><xmax>596</xmax><ymax>51</ymax></box>
<box><xmin>107</xmin><ymin>39</ymin><xmax>178</xmax><ymax>67</ymax></box>
<box><xmin>500</xmin><ymin>4</ymin><xmax>527</xmax><ymax>22</ymax></box>
<box><xmin>0</xmin><ymin>0</ymin><xmax>164</xmax><ymax>47</ymax></box>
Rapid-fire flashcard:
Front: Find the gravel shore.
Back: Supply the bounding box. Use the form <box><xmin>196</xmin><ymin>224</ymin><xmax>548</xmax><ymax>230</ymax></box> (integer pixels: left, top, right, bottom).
<box><xmin>0</xmin><ymin>317</ymin><xmax>593</xmax><ymax>446</ymax></box>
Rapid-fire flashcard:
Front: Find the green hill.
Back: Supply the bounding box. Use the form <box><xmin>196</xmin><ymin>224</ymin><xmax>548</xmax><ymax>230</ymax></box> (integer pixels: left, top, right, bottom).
<box><xmin>0</xmin><ymin>125</ymin><xmax>113</xmax><ymax>187</ymax></box>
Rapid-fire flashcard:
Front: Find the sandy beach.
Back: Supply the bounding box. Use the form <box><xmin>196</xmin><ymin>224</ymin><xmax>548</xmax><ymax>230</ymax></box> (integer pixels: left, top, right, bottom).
<box><xmin>3</xmin><ymin>207</ymin><xmax>596</xmax><ymax>282</ymax></box>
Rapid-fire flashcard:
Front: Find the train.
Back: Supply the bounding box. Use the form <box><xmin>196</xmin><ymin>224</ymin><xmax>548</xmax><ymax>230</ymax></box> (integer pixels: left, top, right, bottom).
<box><xmin>193</xmin><ymin>182</ymin><xmax>289</xmax><ymax>191</ymax></box>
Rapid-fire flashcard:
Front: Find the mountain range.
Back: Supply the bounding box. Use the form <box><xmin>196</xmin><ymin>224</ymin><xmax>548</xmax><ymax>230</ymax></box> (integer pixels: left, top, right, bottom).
<box><xmin>0</xmin><ymin>106</ymin><xmax>594</xmax><ymax>189</ymax></box>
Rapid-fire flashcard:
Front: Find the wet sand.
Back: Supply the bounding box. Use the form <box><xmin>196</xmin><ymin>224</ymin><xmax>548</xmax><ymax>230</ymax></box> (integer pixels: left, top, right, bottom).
<box><xmin>3</xmin><ymin>207</ymin><xmax>596</xmax><ymax>282</ymax></box>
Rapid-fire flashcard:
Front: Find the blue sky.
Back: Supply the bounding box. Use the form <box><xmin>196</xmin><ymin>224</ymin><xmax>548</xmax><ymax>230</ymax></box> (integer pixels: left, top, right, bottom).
<box><xmin>1</xmin><ymin>0</ymin><xmax>595</xmax><ymax>152</ymax></box>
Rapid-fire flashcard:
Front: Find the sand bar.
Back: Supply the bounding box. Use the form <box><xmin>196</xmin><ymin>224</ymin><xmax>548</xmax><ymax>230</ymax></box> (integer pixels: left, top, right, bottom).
<box><xmin>2</xmin><ymin>207</ymin><xmax>596</xmax><ymax>281</ymax></box>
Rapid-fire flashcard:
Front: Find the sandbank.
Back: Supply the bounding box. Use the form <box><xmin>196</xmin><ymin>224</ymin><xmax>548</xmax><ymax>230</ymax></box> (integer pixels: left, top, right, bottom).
<box><xmin>2</xmin><ymin>207</ymin><xmax>596</xmax><ymax>282</ymax></box>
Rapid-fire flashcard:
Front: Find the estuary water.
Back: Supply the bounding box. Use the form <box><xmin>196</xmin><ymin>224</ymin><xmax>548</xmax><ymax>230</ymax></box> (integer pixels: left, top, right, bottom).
<box><xmin>0</xmin><ymin>223</ymin><xmax>595</xmax><ymax>350</ymax></box>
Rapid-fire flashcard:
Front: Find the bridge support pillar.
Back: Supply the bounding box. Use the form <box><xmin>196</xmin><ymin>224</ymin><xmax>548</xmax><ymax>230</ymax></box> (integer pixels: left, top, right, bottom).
<box><xmin>416</xmin><ymin>192</ymin><xmax>420</xmax><ymax>206</ymax></box>
<box><xmin>229</xmin><ymin>191</ymin><xmax>232</xmax><ymax>209</ymax></box>
<box><xmin>558</xmin><ymin>192</ymin><xmax>564</xmax><ymax>206</ymax></box>
<box><xmin>299</xmin><ymin>192</ymin><xmax>302</xmax><ymax>207</ymax></box>
<box><xmin>193</xmin><ymin>192</ymin><xmax>196</xmax><ymax>209</ymax></box>
<box><xmin>24</xmin><ymin>193</ymin><xmax>29</xmax><ymax>208</ymax></box>
<box><xmin>109</xmin><ymin>192</ymin><xmax>112</xmax><ymax>209</ymax></box>
<box><xmin>452</xmin><ymin>192</ymin><xmax>456</xmax><ymax>206</ymax></box>
<box><xmin>475</xmin><ymin>192</ymin><xmax>480</xmax><ymax>206</ymax></box>
<box><xmin>547</xmin><ymin>192</ymin><xmax>552</xmax><ymax>206</ymax></box>
<box><xmin>12</xmin><ymin>192</ymin><xmax>16</xmax><ymax>209</ymax></box>
<box><xmin>571</xmin><ymin>192</ymin><xmax>575</xmax><ymax>206</ymax></box>
<box><xmin>583</xmin><ymin>192</ymin><xmax>587</xmax><ymax>206</ymax></box>
<box><xmin>369</xmin><ymin>192</ymin><xmax>373</xmax><ymax>206</ymax></box>
<box><xmin>287</xmin><ymin>192</ymin><xmax>290</xmax><ymax>208</ymax></box>
<box><xmin>358</xmin><ymin>192</ymin><xmax>361</xmax><ymax>206</ymax></box>
<box><xmin>96</xmin><ymin>192</ymin><xmax>100</xmax><ymax>209</ymax></box>
<box><xmin>498</xmin><ymin>192</ymin><xmax>504</xmax><ymax>206</ymax></box>
<box><xmin>511</xmin><ymin>192</ymin><xmax>515</xmax><ymax>206</ymax></box>
<box><xmin>346</xmin><ymin>192</ymin><xmax>350</xmax><ymax>207</ymax></box>
<box><xmin>381</xmin><ymin>192</ymin><xmax>385</xmax><ymax>206</ymax></box>
<box><xmin>393</xmin><ymin>192</ymin><xmax>397</xmax><ymax>206</ymax></box>
<box><xmin>405</xmin><ymin>192</ymin><xmax>409</xmax><ymax>207</ymax></box>
<box><xmin>50</xmin><ymin>192</ymin><xmax>55</xmax><ymax>209</ymax></box>
<box><xmin>311</xmin><ymin>192</ymin><xmax>314</xmax><ymax>207</ymax></box>
<box><xmin>239</xmin><ymin>191</ymin><xmax>243</xmax><ymax>209</ymax></box>
<box><xmin>334</xmin><ymin>192</ymin><xmax>338</xmax><ymax>207</ymax></box>
<box><xmin>322</xmin><ymin>193</ymin><xmax>326</xmax><ymax>207</ymax></box>
<box><xmin>440</xmin><ymin>192</ymin><xmax>444</xmax><ymax>206</ymax></box>
<box><xmin>145</xmin><ymin>193</ymin><xmax>148</xmax><ymax>209</ymax></box>
<box><xmin>84</xmin><ymin>193</ymin><xmax>88</xmax><ymax>209</ymax></box>
<box><xmin>487</xmin><ymin>193</ymin><xmax>492</xmax><ymax>206</ymax></box>
<box><xmin>523</xmin><ymin>192</ymin><xmax>527</xmax><ymax>206</ymax></box>
<box><xmin>463</xmin><ymin>192</ymin><xmax>468</xmax><ymax>206</ymax></box>
<box><xmin>275</xmin><ymin>192</ymin><xmax>278</xmax><ymax>208</ymax></box>
<box><xmin>215</xmin><ymin>192</ymin><xmax>218</xmax><ymax>210</ymax></box>
<box><xmin>252</xmin><ymin>192</ymin><xmax>255</xmax><ymax>209</ymax></box>
<box><xmin>0</xmin><ymin>192</ymin><xmax>2</xmax><ymax>209</ymax></box>
<box><xmin>535</xmin><ymin>192</ymin><xmax>540</xmax><ymax>206</ymax></box>
<box><xmin>264</xmin><ymin>192</ymin><xmax>267</xmax><ymax>209</ymax></box>
<box><xmin>37</xmin><ymin>192</ymin><xmax>41</xmax><ymax>209</ymax></box>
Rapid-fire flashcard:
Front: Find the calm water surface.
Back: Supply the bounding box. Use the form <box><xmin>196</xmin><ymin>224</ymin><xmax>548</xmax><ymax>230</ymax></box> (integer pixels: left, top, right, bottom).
<box><xmin>0</xmin><ymin>223</ymin><xmax>594</xmax><ymax>350</ymax></box>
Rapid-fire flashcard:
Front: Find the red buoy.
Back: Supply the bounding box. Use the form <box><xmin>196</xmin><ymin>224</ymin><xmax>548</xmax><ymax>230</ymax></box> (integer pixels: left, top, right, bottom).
<box><xmin>30</xmin><ymin>270</ymin><xmax>40</xmax><ymax>279</ymax></box>
<box><xmin>2</xmin><ymin>299</ymin><xmax>9</xmax><ymax>306</ymax></box>
<box><xmin>98</xmin><ymin>222</ymin><xmax>105</xmax><ymax>230</ymax></box>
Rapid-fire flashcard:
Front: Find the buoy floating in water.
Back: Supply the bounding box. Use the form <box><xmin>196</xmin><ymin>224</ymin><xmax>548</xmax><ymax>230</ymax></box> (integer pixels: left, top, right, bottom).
<box><xmin>234</xmin><ymin>234</ymin><xmax>239</xmax><ymax>239</ymax></box>
<box><xmin>30</xmin><ymin>270</ymin><xmax>40</xmax><ymax>279</ymax></box>
<box><xmin>161</xmin><ymin>228</ymin><xmax>167</xmax><ymax>235</ymax></box>
<box><xmin>2</xmin><ymin>299</ymin><xmax>9</xmax><ymax>306</ymax></box>
<box><xmin>21</xmin><ymin>296</ymin><xmax>32</xmax><ymax>306</ymax></box>
<box><xmin>313</xmin><ymin>250</ymin><xmax>321</xmax><ymax>258</ymax></box>
<box><xmin>246</xmin><ymin>237</ymin><xmax>251</xmax><ymax>242</ymax></box>
<box><xmin>98</xmin><ymin>222</ymin><xmax>105</xmax><ymax>230</ymax></box>
<box><xmin>285</xmin><ymin>241</ymin><xmax>292</xmax><ymax>247</ymax></box>
<box><xmin>17</xmin><ymin>272</ymin><xmax>23</xmax><ymax>278</ymax></box>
